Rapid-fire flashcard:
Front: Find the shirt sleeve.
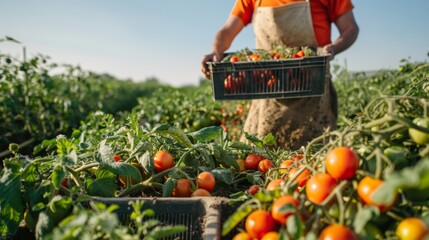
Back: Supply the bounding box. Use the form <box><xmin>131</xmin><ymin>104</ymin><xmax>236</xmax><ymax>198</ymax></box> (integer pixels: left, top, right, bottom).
<box><xmin>230</xmin><ymin>0</ymin><xmax>256</xmax><ymax>26</ymax></box>
<box><xmin>328</xmin><ymin>0</ymin><xmax>354</xmax><ymax>22</ymax></box>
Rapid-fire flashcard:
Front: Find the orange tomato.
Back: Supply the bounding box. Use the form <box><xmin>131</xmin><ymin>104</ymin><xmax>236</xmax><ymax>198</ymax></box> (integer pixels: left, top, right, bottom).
<box><xmin>172</xmin><ymin>179</ymin><xmax>193</xmax><ymax>197</ymax></box>
<box><xmin>288</xmin><ymin>167</ymin><xmax>310</xmax><ymax>187</ymax></box>
<box><xmin>325</xmin><ymin>147</ymin><xmax>359</xmax><ymax>180</ymax></box>
<box><xmin>232</xmin><ymin>232</ymin><xmax>252</xmax><ymax>240</ymax></box>
<box><xmin>271</xmin><ymin>195</ymin><xmax>299</xmax><ymax>224</ymax></box>
<box><xmin>258</xmin><ymin>159</ymin><xmax>275</xmax><ymax>174</ymax></box>
<box><xmin>236</xmin><ymin>159</ymin><xmax>246</xmax><ymax>172</ymax></box>
<box><xmin>249</xmin><ymin>53</ymin><xmax>261</xmax><ymax>61</ymax></box>
<box><xmin>245</xmin><ymin>210</ymin><xmax>277</xmax><ymax>239</ymax></box>
<box><xmin>191</xmin><ymin>188</ymin><xmax>212</xmax><ymax>197</ymax></box>
<box><xmin>266</xmin><ymin>179</ymin><xmax>285</xmax><ymax>191</ymax></box>
<box><xmin>197</xmin><ymin>171</ymin><xmax>216</xmax><ymax>192</ymax></box>
<box><xmin>319</xmin><ymin>224</ymin><xmax>358</xmax><ymax>240</ymax></box>
<box><xmin>396</xmin><ymin>217</ymin><xmax>429</xmax><ymax>240</ymax></box>
<box><xmin>305</xmin><ymin>173</ymin><xmax>337</xmax><ymax>205</ymax></box>
<box><xmin>357</xmin><ymin>176</ymin><xmax>396</xmax><ymax>212</ymax></box>
<box><xmin>279</xmin><ymin>159</ymin><xmax>294</xmax><ymax>174</ymax></box>
<box><xmin>261</xmin><ymin>231</ymin><xmax>279</xmax><ymax>240</ymax></box>
<box><xmin>154</xmin><ymin>150</ymin><xmax>174</xmax><ymax>172</ymax></box>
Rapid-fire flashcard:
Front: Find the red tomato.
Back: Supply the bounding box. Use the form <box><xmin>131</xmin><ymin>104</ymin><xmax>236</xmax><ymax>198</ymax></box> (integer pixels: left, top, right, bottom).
<box><xmin>325</xmin><ymin>147</ymin><xmax>359</xmax><ymax>180</ymax></box>
<box><xmin>230</xmin><ymin>56</ymin><xmax>239</xmax><ymax>62</ymax></box>
<box><xmin>197</xmin><ymin>171</ymin><xmax>216</xmax><ymax>192</ymax></box>
<box><xmin>248</xmin><ymin>185</ymin><xmax>260</xmax><ymax>195</ymax></box>
<box><xmin>271</xmin><ymin>195</ymin><xmax>299</xmax><ymax>224</ymax></box>
<box><xmin>319</xmin><ymin>224</ymin><xmax>358</xmax><ymax>240</ymax></box>
<box><xmin>258</xmin><ymin>159</ymin><xmax>275</xmax><ymax>174</ymax></box>
<box><xmin>357</xmin><ymin>176</ymin><xmax>396</xmax><ymax>212</ymax></box>
<box><xmin>113</xmin><ymin>155</ymin><xmax>121</xmax><ymax>162</ymax></box>
<box><xmin>224</xmin><ymin>75</ymin><xmax>235</xmax><ymax>91</ymax></box>
<box><xmin>154</xmin><ymin>150</ymin><xmax>174</xmax><ymax>172</ymax></box>
<box><xmin>172</xmin><ymin>179</ymin><xmax>193</xmax><ymax>197</ymax></box>
<box><xmin>305</xmin><ymin>173</ymin><xmax>337</xmax><ymax>205</ymax></box>
<box><xmin>245</xmin><ymin>154</ymin><xmax>263</xmax><ymax>170</ymax></box>
<box><xmin>245</xmin><ymin>210</ymin><xmax>277</xmax><ymax>239</ymax></box>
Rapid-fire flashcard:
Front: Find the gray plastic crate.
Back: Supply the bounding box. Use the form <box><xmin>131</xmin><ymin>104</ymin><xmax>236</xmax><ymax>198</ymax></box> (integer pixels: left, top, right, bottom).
<box><xmin>208</xmin><ymin>55</ymin><xmax>328</xmax><ymax>101</ymax></box>
<box><xmin>92</xmin><ymin>197</ymin><xmax>236</xmax><ymax>240</ymax></box>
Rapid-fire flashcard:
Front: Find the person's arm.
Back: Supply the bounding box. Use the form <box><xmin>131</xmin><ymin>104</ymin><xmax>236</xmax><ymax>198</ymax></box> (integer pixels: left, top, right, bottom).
<box><xmin>201</xmin><ymin>15</ymin><xmax>244</xmax><ymax>79</ymax></box>
<box><xmin>322</xmin><ymin>10</ymin><xmax>359</xmax><ymax>59</ymax></box>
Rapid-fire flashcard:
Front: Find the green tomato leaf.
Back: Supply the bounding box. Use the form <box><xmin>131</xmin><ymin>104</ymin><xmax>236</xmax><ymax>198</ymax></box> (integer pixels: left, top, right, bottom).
<box><xmin>211</xmin><ymin>168</ymin><xmax>234</xmax><ymax>184</ymax></box>
<box><xmin>103</xmin><ymin>162</ymin><xmax>142</xmax><ymax>183</ymax></box>
<box><xmin>222</xmin><ymin>204</ymin><xmax>255</xmax><ymax>237</ymax></box>
<box><xmin>353</xmin><ymin>206</ymin><xmax>379</xmax><ymax>233</ymax></box>
<box><xmin>85</xmin><ymin>178</ymin><xmax>116</xmax><ymax>197</ymax></box>
<box><xmin>162</xmin><ymin>178</ymin><xmax>175</xmax><ymax>197</ymax></box>
<box><xmin>263</xmin><ymin>133</ymin><xmax>277</xmax><ymax>145</ymax></box>
<box><xmin>138</xmin><ymin>152</ymin><xmax>154</xmax><ymax>175</ymax></box>
<box><xmin>95</xmin><ymin>167</ymin><xmax>116</xmax><ymax>179</ymax></box>
<box><xmin>52</xmin><ymin>164</ymin><xmax>66</xmax><ymax>189</ymax></box>
<box><xmin>287</xmin><ymin>214</ymin><xmax>304</xmax><ymax>239</ymax></box>
<box><xmin>0</xmin><ymin>164</ymin><xmax>23</xmax><ymax>236</ymax></box>
<box><xmin>245</xmin><ymin>132</ymin><xmax>264</xmax><ymax>148</ymax></box>
<box><xmin>189</xmin><ymin>126</ymin><xmax>223</xmax><ymax>143</ymax></box>
<box><xmin>153</xmin><ymin>125</ymin><xmax>193</xmax><ymax>148</ymax></box>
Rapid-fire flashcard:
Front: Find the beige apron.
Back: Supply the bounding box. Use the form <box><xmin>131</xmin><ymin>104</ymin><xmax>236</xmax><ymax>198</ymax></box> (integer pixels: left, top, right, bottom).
<box><xmin>240</xmin><ymin>0</ymin><xmax>338</xmax><ymax>150</ymax></box>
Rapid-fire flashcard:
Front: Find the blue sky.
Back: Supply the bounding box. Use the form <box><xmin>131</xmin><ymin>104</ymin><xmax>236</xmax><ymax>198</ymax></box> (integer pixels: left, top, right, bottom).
<box><xmin>1</xmin><ymin>1</ymin><xmax>428</xmax><ymax>87</ymax></box>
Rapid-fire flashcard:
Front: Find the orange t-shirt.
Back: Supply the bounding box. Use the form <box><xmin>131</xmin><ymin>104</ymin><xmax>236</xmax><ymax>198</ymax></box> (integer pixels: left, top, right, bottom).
<box><xmin>231</xmin><ymin>0</ymin><xmax>354</xmax><ymax>46</ymax></box>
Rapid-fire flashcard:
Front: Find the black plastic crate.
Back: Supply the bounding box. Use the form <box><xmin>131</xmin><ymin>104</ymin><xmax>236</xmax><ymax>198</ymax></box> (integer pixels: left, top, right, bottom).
<box><xmin>92</xmin><ymin>197</ymin><xmax>235</xmax><ymax>240</ymax></box>
<box><xmin>208</xmin><ymin>55</ymin><xmax>328</xmax><ymax>101</ymax></box>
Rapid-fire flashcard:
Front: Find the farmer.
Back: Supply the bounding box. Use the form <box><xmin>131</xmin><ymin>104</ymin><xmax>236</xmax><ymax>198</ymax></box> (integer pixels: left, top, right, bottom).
<box><xmin>201</xmin><ymin>0</ymin><xmax>359</xmax><ymax>150</ymax></box>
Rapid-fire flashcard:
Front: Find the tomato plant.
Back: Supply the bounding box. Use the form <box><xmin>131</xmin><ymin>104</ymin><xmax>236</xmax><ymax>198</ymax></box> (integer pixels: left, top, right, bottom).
<box><xmin>197</xmin><ymin>171</ymin><xmax>216</xmax><ymax>192</ymax></box>
<box><xmin>154</xmin><ymin>150</ymin><xmax>174</xmax><ymax>172</ymax></box>
<box><xmin>305</xmin><ymin>173</ymin><xmax>337</xmax><ymax>205</ymax></box>
<box><xmin>325</xmin><ymin>147</ymin><xmax>359</xmax><ymax>180</ymax></box>
<box><xmin>245</xmin><ymin>210</ymin><xmax>277</xmax><ymax>239</ymax></box>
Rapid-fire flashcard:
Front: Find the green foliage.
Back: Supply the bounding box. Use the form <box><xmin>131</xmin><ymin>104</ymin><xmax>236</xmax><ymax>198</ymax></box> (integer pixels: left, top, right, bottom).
<box><xmin>0</xmin><ymin>51</ymin><xmax>170</xmax><ymax>158</ymax></box>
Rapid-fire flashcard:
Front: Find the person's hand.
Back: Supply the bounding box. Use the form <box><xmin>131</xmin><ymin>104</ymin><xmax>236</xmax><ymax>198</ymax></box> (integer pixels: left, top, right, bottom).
<box><xmin>322</xmin><ymin>44</ymin><xmax>335</xmax><ymax>61</ymax></box>
<box><xmin>201</xmin><ymin>52</ymin><xmax>223</xmax><ymax>80</ymax></box>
